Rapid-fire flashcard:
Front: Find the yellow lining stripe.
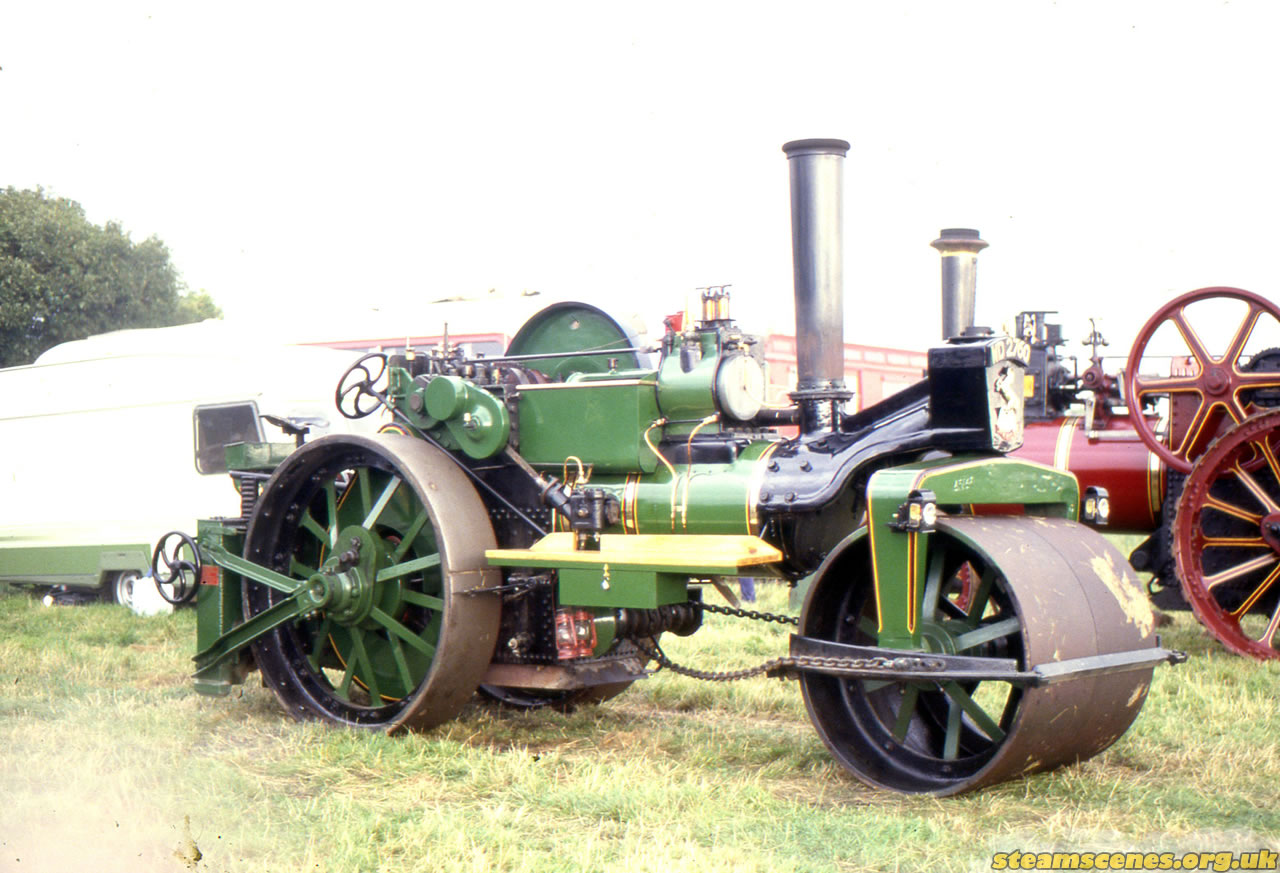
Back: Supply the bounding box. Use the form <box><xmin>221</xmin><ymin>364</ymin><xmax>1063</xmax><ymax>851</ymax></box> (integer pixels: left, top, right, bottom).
<box><xmin>870</xmin><ymin>457</ymin><xmax>1030</xmax><ymax>635</ymax></box>
<box><xmin>622</xmin><ymin>474</ymin><xmax>640</xmax><ymax>534</ymax></box>
<box><xmin>1174</xmin><ymin>388</ymin><xmax>1213</xmax><ymax>457</ymax></box>
<box><xmin>1147</xmin><ymin>447</ymin><xmax>1165</xmax><ymax>521</ymax></box>
<box><xmin>868</xmin><ymin>491</ymin><xmax>883</xmax><ymax>632</ymax></box>
<box><xmin>746</xmin><ymin>442</ymin><xmax>781</xmax><ymax>534</ymax></box>
<box><xmin>1053</xmin><ymin>415</ymin><xmax>1080</xmax><ymax>471</ymax></box>
<box><xmin>905</xmin><ymin>530</ymin><xmax>917</xmax><ymax>633</ymax></box>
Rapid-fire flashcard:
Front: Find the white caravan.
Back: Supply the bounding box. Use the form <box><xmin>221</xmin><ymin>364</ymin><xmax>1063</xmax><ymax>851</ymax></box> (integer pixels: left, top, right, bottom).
<box><xmin>0</xmin><ymin>319</ymin><xmax>379</xmax><ymax>608</ymax></box>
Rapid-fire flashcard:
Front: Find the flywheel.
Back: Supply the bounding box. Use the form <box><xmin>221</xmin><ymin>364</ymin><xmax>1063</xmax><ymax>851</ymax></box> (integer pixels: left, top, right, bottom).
<box><xmin>505</xmin><ymin>301</ymin><xmax>648</xmax><ymax>380</ymax></box>
<box><xmin>1125</xmin><ymin>286</ymin><xmax>1280</xmax><ymax>472</ymax></box>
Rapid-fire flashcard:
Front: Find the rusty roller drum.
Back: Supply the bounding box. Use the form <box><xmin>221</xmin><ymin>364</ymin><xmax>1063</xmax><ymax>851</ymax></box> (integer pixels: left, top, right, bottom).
<box><xmin>800</xmin><ymin>516</ymin><xmax>1157</xmax><ymax>795</ymax></box>
<box><xmin>242</xmin><ymin>433</ymin><xmax>501</xmax><ymax>731</ymax></box>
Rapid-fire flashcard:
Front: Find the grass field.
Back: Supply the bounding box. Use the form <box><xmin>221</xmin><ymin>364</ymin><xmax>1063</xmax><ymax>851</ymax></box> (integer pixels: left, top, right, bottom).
<box><xmin>1</xmin><ymin>581</ymin><xmax>1278</xmax><ymax>873</ymax></box>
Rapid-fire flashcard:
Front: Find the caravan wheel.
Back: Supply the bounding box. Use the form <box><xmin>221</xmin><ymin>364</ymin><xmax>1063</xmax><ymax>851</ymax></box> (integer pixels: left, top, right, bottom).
<box><xmin>109</xmin><ymin>571</ymin><xmax>140</xmax><ymax>610</ymax></box>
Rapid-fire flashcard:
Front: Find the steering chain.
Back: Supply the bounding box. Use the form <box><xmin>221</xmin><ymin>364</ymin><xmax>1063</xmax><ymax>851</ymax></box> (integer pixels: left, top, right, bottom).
<box><xmin>634</xmin><ymin>638</ymin><xmax>946</xmax><ymax>684</ymax></box>
<box><xmin>633</xmin><ymin>598</ymin><xmax>943</xmax><ymax>684</ymax></box>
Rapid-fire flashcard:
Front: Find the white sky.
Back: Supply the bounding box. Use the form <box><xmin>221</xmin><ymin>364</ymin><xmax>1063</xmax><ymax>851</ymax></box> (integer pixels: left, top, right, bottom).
<box><xmin>3</xmin><ymin>1</ymin><xmax>1279</xmax><ymax>362</ymax></box>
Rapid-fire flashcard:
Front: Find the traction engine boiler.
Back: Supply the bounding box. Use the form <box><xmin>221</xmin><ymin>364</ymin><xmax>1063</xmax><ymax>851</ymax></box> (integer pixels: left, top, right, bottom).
<box><xmin>153</xmin><ymin>140</ymin><xmax>1180</xmax><ymax>796</ymax></box>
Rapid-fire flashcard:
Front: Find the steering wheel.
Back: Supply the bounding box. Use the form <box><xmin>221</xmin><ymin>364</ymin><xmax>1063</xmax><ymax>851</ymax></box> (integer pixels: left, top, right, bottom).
<box><xmin>335</xmin><ymin>353</ymin><xmax>389</xmax><ymax>419</ymax></box>
<box><xmin>150</xmin><ymin>531</ymin><xmax>201</xmax><ymax>605</ymax></box>
<box><xmin>1125</xmin><ymin>286</ymin><xmax>1280</xmax><ymax>473</ymax></box>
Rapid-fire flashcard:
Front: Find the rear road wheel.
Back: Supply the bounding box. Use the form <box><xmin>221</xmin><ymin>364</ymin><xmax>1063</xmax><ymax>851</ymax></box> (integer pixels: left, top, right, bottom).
<box><xmin>242</xmin><ymin>433</ymin><xmax>501</xmax><ymax>731</ymax></box>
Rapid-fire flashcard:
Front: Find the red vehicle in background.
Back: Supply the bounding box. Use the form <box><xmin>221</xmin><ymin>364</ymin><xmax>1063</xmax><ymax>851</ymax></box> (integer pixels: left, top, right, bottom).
<box><xmin>932</xmin><ymin>228</ymin><xmax>1280</xmax><ymax>660</ymax></box>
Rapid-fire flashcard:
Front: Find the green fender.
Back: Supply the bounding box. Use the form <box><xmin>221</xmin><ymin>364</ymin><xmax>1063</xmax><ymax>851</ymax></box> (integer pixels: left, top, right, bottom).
<box><xmin>865</xmin><ymin>455</ymin><xmax>1079</xmax><ymax>648</ymax></box>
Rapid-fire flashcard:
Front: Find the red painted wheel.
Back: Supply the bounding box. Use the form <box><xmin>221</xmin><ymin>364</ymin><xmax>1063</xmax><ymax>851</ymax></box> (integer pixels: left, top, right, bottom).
<box><xmin>1173</xmin><ymin>409</ymin><xmax>1280</xmax><ymax>659</ymax></box>
<box><xmin>1125</xmin><ymin>287</ymin><xmax>1280</xmax><ymax>473</ymax></box>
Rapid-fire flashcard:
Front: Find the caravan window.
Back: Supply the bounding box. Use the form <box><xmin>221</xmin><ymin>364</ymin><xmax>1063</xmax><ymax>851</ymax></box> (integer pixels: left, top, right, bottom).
<box><xmin>193</xmin><ymin>403</ymin><xmax>264</xmax><ymax>474</ymax></box>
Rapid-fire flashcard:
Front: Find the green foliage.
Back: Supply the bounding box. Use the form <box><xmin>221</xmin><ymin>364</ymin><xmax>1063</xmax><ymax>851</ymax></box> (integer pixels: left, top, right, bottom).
<box><xmin>0</xmin><ymin>187</ymin><xmax>222</xmax><ymax>367</ymax></box>
<box><xmin>174</xmin><ymin>288</ymin><xmax>222</xmax><ymax>324</ymax></box>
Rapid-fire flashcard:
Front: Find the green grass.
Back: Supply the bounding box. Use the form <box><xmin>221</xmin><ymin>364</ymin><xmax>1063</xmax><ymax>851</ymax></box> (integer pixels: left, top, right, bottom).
<box><xmin>1</xmin><ymin>585</ymin><xmax>1278</xmax><ymax>873</ymax></box>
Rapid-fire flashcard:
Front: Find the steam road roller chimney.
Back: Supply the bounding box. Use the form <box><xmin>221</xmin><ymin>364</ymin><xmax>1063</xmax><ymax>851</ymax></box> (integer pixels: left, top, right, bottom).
<box><xmin>783</xmin><ymin>138</ymin><xmax>852</xmax><ymax>434</ymax></box>
<box><xmin>931</xmin><ymin>228</ymin><xmax>988</xmax><ymax>340</ymax></box>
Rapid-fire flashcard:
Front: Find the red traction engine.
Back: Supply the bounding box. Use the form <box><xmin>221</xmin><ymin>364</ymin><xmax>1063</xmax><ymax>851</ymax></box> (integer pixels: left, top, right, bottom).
<box><xmin>932</xmin><ymin>230</ymin><xmax>1280</xmax><ymax>660</ymax></box>
<box><xmin>1012</xmin><ymin>311</ymin><xmax>1165</xmax><ymax>535</ymax></box>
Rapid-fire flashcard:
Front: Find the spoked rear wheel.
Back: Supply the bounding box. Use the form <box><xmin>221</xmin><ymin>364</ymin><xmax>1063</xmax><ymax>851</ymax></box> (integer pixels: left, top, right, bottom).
<box><xmin>800</xmin><ymin>518</ymin><xmax>1157</xmax><ymax>795</ymax></box>
<box><xmin>243</xmin><ymin>434</ymin><xmax>501</xmax><ymax>731</ymax></box>
<box><xmin>1174</xmin><ymin>409</ymin><xmax>1280</xmax><ymax>659</ymax></box>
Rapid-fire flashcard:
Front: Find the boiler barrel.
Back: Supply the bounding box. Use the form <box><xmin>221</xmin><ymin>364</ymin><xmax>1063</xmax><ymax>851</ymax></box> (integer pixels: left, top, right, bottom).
<box><xmin>1013</xmin><ymin>415</ymin><xmax>1165</xmax><ymax>533</ymax></box>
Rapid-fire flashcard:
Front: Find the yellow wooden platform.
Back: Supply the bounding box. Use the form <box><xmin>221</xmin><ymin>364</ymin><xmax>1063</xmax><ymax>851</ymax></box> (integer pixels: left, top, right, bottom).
<box><xmin>485</xmin><ymin>532</ymin><xmax>782</xmax><ymax>575</ymax></box>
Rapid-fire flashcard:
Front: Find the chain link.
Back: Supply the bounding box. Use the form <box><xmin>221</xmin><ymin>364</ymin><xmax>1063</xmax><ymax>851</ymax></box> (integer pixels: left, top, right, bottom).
<box><xmin>699</xmin><ymin>601</ymin><xmax>800</xmax><ymax>627</ymax></box>
<box><xmin>494</xmin><ymin>590</ymin><xmax>932</xmax><ymax>681</ymax></box>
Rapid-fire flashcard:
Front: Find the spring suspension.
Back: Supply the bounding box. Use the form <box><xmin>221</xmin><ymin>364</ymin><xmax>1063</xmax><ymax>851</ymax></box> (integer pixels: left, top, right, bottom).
<box><xmin>616</xmin><ymin>602</ymin><xmax>703</xmax><ymax>638</ymax></box>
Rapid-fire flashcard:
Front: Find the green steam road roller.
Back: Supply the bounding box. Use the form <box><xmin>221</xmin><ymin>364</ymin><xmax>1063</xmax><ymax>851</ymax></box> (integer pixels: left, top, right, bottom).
<box><xmin>152</xmin><ymin>139</ymin><xmax>1181</xmax><ymax>795</ymax></box>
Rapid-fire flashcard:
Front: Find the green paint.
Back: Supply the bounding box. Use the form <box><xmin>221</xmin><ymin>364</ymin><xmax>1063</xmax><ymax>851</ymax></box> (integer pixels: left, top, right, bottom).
<box><xmin>557</xmin><ymin>566</ymin><xmax>688</xmax><ymax>609</ymax></box>
<box><xmin>193</xmin><ymin>519</ymin><xmax>249</xmax><ymax>696</ymax></box>
<box><xmin>193</xmin><ymin>438</ymin><xmax>300</xmax><ymax>692</ymax></box>
<box><xmin>192</xmin><ymin>462</ymin><xmax>451</xmax><ymax>705</ymax></box>
<box><xmin>222</xmin><ymin>441</ymin><xmax>295</xmax><ymax>471</ymax></box>
<box><xmin>591</xmin><ymin>610</ymin><xmax>618</xmax><ymax>654</ymax></box>
<box><xmin>517</xmin><ymin>375</ymin><xmax>662</xmax><ymax>473</ymax></box>
<box><xmin>0</xmin><ymin>543</ymin><xmax>151</xmax><ymax>588</ymax></box>
<box><xmin>866</xmin><ymin>455</ymin><xmax>1080</xmax><ymax>648</ymax></box>
<box><xmin>505</xmin><ymin>304</ymin><xmax>641</xmax><ymax>380</ymax></box>
<box><xmin>655</xmin><ymin>332</ymin><xmax>721</xmax><ymax>434</ymax></box>
<box><xmin>387</xmin><ymin>368</ymin><xmax>439</xmax><ymax>431</ymax></box>
<box><xmin>422</xmin><ymin>376</ymin><xmax>511</xmax><ymax>459</ymax></box>
<box><xmin>541</xmin><ymin>439</ymin><xmax>776</xmax><ymax>537</ymax></box>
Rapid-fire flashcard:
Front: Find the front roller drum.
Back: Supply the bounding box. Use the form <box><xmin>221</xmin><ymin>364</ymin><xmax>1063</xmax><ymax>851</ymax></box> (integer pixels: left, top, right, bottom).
<box><xmin>242</xmin><ymin>433</ymin><xmax>501</xmax><ymax>732</ymax></box>
<box><xmin>800</xmin><ymin>517</ymin><xmax>1158</xmax><ymax>795</ymax></box>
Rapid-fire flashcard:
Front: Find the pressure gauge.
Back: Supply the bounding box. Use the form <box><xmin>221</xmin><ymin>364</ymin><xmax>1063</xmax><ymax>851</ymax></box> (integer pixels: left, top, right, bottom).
<box><xmin>715</xmin><ymin>353</ymin><xmax>766</xmax><ymax>421</ymax></box>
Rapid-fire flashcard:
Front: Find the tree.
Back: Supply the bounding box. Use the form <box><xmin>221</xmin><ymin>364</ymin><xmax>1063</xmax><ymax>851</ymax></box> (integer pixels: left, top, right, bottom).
<box><xmin>173</xmin><ymin>289</ymin><xmax>222</xmax><ymax>324</ymax></box>
<box><xmin>0</xmin><ymin>187</ymin><xmax>222</xmax><ymax>367</ymax></box>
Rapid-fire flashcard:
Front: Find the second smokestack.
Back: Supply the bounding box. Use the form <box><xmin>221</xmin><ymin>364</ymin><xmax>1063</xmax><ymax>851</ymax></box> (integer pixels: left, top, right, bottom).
<box><xmin>931</xmin><ymin>228</ymin><xmax>988</xmax><ymax>340</ymax></box>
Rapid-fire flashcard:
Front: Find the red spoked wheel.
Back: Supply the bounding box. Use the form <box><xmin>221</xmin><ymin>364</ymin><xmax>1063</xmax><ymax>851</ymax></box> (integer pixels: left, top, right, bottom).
<box><xmin>1126</xmin><ymin>287</ymin><xmax>1280</xmax><ymax>473</ymax></box>
<box><xmin>1173</xmin><ymin>408</ymin><xmax>1280</xmax><ymax>659</ymax></box>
